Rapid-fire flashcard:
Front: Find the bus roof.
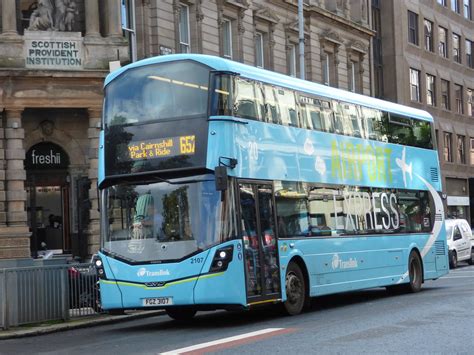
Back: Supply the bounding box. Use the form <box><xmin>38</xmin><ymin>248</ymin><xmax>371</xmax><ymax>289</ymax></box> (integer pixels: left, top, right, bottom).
<box><xmin>105</xmin><ymin>54</ymin><xmax>434</xmax><ymax>123</ymax></box>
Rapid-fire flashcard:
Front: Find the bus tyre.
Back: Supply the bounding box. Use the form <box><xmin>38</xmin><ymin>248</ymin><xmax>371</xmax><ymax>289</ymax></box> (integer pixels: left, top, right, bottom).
<box><xmin>283</xmin><ymin>262</ymin><xmax>306</xmax><ymax>316</ymax></box>
<box><xmin>404</xmin><ymin>251</ymin><xmax>423</xmax><ymax>293</ymax></box>
<box><xmin>166</xmin><ymin>307</ymin><xmax>197</xmax><ymax>321</ymax></box>
<box><xmin>449</xmin><ymin>251</ymin><xmax>458</xmax><ymax>269</ymax></box>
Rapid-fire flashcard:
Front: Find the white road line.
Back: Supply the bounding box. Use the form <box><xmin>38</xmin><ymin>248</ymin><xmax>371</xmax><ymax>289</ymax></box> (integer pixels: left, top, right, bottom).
<box><xmin>160</xmin><ymin>328</ymin><xmax>285</xmax><ymax>355</ymax></box>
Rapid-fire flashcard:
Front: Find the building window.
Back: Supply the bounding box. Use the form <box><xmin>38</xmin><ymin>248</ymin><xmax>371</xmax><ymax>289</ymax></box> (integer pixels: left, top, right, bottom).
<box><xmin>255</xmin><ymin>32</ymin><xmax>264</xmax><ymax>68</ymax></box>
<box><xmin>453</xmin><ymin>33</ymin><xmax>461</xmax><ymax>63</ymax></box>
<box><xmin>322</xmin><ymin>53</ymin><xmax>330</xmax><ymax>85</ymax></box>
<box><xmin>222</xmin><ymin>19</ymin><xmax>233</xmax><ymax>59</ymax></box>
<box><xmin>452</xmin><ymin>0</ymin><xmax>460</xmax><ymax>13</ymax></box>
<box><xmin>289</xmin><ymin>44</ymin><xmax>297</xmax><ymax>77</ymax></box>
<box><xmin>455</xmin><ymin>84</ymin><xmax>463</xmax><ymax>114</ymax></box>
<box><xmin>441</xmin><ymin>79</ymin><xmax>450</xmax><ymax>110</ymax></box>
<box><xmin>444</xmin><ymin>132</ymin><xmax>453</xmax><ymax>162</ymax></box>
<box><xmin>439</xmin><ymin>27</ymin><xmax>448</xmax><ymax>58</ymax></box>
<box><xmin>178</xmin><ymin>4</ymin><xmax>190</xmax><ymax>53</ymax></box>
<box><xmin>438</xmin><ymin>0</ymin><xmax>447</xmax><ymax>5</ymax></box>
<box><xmin>426</xmin><ymin>74</ymin><xmax>436</xmax><ymax>106</ymax></box>
<box><xmin>408</xmin><ymin>11</ymin><xmax>419</xmax><ymax>45</ymax></box>
<box><xmin>464</xmin><ymin>0</ymin><xmax>472</xmax><ymax>19</ymax></box>
<box><xmin>349</xmin><ymin>60</ymin><xmax>362</xmax><ymax>93</ymax></box>
<box><xmin>424</xmin><ymin>19</ymin><xmax>434</xmax><ymax>52</ymax></box>
<box><xmin>466</xmin><ymin>39</ymin><xmax>473</xmax><ymax>68</ymax></box>
<box><xmin>410</xmin><ymin>68</ymin><xmax>421</xmax><ymax>102</ymax></box>
<box><xmin>470</xmin><ymin>138</ymin><xmax>474</xmax><ymax>165</ymax></box>
<box><xmin>457</xmin><ymin>135</ymin><xmax>466</xmax><ymax>164</ymax></box>
<box><xmin>468</xmin><ymin>88</ymin><xmax>473</xmax><ymax>117</ymax></box>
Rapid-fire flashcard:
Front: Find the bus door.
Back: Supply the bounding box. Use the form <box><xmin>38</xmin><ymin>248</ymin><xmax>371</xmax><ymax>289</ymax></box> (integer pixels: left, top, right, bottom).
<box><xmin>238</xmin><ymin>182</ymin><xmax>281</xmax><ymax>303</ymax></box>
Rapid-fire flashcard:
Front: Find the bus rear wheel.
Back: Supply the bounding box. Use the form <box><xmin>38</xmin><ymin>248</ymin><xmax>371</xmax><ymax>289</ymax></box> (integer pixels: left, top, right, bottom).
<box><xmin>283</xmin><ymin>262</ymin><xmax>306</xmax><ymax>316</ymax></box>
<box><xmin>403</xmin><ymin>251</ymin><xmax>423</xmax><ymax>293</ymax></box>
<box><xmin>166</xmin><ymin>307</ymin><xmax>197</xmax><ymax>321</ymax></box>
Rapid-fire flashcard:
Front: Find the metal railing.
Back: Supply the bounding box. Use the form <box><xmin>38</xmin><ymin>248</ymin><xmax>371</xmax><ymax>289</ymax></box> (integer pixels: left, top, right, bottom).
<box><xmin>0</xmin><ymin>263</ymin><xmax>100</xmax><ymax>330</ymax></box>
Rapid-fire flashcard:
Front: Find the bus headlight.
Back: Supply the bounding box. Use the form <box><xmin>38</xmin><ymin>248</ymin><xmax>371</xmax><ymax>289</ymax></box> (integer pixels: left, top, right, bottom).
<box><xmin>210</xmin><ymin>245</ymin><xmax>234</xmax><ymax>273</ymax></box>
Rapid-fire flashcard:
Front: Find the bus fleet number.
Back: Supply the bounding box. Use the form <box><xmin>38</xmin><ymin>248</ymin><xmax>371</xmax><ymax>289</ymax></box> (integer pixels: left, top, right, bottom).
<box><xmin>190</xmin><ymin>257</ymin><xmax>204</xmax><ymax>264</ymax></box>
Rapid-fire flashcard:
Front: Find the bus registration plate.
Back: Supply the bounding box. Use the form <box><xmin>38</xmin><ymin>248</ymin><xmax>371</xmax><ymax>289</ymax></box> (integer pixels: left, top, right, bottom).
<box><xmin>142</xmin><ymin>297</ymin><xmax>173</xmax><ymax>306</ymax></box>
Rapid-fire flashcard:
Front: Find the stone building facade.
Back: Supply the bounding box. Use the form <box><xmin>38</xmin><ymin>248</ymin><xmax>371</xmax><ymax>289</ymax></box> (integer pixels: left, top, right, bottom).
<box><xmin>374</xmin><ymin>0</ymin><xmax>474</xmax><ymax>222</ymax></box>
<box><xmin>0</xmin><ymin>0</ymin><xmax>129</xmax><ymax>264</ymax></box>
<box><xmin>0</xmin><ymin>0</ymin><xmax>373</xmax><ymax>263</ymax></box>
<box><xmin>134</xmin><ymin>0</ymin><xmax>374</xmax><ymax>95</ymax></box>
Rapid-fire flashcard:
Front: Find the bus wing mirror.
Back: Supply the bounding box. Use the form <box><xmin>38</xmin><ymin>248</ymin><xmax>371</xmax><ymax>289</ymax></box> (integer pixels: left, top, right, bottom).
<box><xmin>215</xmin><ymin>166</ymin><xmax>228</xmax><ymax>191</ymax></box>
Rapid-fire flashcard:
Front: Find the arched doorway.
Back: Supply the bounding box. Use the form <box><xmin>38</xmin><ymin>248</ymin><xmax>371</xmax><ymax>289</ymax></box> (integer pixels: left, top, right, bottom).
<box><xmin>25</xmin><ymin>142</ymin><xmax>70</xmax><ymax>257</ymax></box>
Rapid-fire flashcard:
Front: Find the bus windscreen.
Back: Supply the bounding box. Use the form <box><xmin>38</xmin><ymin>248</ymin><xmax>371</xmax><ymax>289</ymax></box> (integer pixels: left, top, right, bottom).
<box><xmin>104</xmin><ymin>60</ymin><xmax>210</xmax><ymax>126</ymax></box>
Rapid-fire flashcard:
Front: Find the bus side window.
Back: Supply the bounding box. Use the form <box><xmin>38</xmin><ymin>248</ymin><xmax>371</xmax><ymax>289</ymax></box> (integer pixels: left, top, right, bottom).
<box><xmin>389</xmin><ymin>114</ymin><xmax>414</xmax><ymax>146</ymax></box>
<box><xmin>233</xmin><ymin>77</ymin><xmax>262</xmax><ymax>121</ymax></box>
<box><xmin>308</xmin><ymin>187</ymin><xmax>339</xmax><ymax>236</ymax></box>
<box><xmin>212</xmin><ymin>74</ymin><xmax>232</xmax><ymax>116</ymax></box>
<box><xmin>276</xmin><ymin>88</ymin><xmax>298</xmax><ymax>127</ymax></box>
<box><xmin>343</xmin><ymin>103</ymin><xmax>363</xmax><ymax>138</ymax></box>
<box><xmin>332</xmin><ymin>101</ymin><xmax>344</xmax><ymax>135</ymax></box>
<box><xmin>320</xmin><ymin>100</ymin><xmax>334</xmax><ymax>133</ymax></box>
<box><xmin>412</xmin><ymin>119</ymin><xmax>433</xmax><ymax>149</ymax></box>
<box><xmin>263</xmin><ymin>85</ymin><xmax>281</xmax><ymax>124</ymax></box>
<box><xmin>310</xmin><ymin>110</ymin><xmax>323</xmax><ymax>131</ymax></box>
<box><xmin>363</xmin><ymin>108</ymin><xmax>389</xmax><ymax>142</ymax></box>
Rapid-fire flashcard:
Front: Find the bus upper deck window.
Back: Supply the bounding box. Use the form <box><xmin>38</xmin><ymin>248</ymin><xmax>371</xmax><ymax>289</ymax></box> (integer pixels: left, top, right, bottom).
<box><xmin>213</xmin><ymin>74</ymin><xmax>232</xmax><ymax>116</ymax></box>
<box><xmin>332</xmin><ymin>101</ymin><xmax>344</xmax><ymax>135</ymax></box>
<box><xmin>233</xmin><ymin>77</ymin><xmax>263</xmax><ymax>121</ymax></box>
<box><xmin>412</xmin><ymin>120</ymin><xmax>433</xmax><ymax>149</ymax></box>
<box><xmin>276</xmin><ymin>88</ymin><xmax>298</xmax><ymax>127</ymax></box>
<box><xmin>389</xmin><ymin>114</ymin><xmax>415</xmax><ymax>146</ymax></box>
<box><xmin>263</xmin><ymin>85</ymin><xmax>280</xmax><ymax>124</ymax></box>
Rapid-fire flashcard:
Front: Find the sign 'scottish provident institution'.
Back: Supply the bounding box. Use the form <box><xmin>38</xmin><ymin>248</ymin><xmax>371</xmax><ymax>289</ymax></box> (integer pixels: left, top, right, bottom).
<box><xmin>24</xmin><ymin>31</ymin><xmax>83</xmax><ymax>70</ymax></box>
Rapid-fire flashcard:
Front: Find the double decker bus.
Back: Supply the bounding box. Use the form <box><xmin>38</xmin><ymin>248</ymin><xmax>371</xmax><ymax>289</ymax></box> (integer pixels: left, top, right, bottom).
<box><xmin>96</xmin><ymin>54</ymin><xmax>449</xmax><ymax>320</ymax></box>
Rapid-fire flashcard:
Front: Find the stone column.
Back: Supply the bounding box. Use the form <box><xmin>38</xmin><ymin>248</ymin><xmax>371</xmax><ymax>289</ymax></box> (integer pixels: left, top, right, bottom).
<box><xmin>85</xmin><ymin>0</ymin><xmax>101</xmax><ymax>38</ymax></box>
<box><xmin>1</xmin><ymin>0</ymin><xmax>18</xmax><ymax>37</ymax></box>
<box><xmin>106</xmin><ymin>0</ymin><xmax>123</xmax><ymax>38</ymax></box>
<box><xmin>0</xmin><ymin>109</ymin><xmax>30</xmax><ymax>260</ymax></box>
<box><xmin>87</xmin><ymin>108</ymin><xmax>101</xmax><ymax>255</ymax></box>
<box><xmin>0</xmin><ymin>110</ymin><xmax>6</xmax><ymax>227</ymax></box>
<box><xmin>5</xmin><ymin>109</ymin><xmax>27</xmax><ymax>227</ymax></box>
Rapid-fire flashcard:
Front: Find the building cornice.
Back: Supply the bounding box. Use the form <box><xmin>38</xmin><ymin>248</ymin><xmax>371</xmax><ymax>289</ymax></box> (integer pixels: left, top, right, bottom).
<box><xmin>308</xmin><ymin>5</ymin><xmax>375</xmax><ymax>37</ymax></box>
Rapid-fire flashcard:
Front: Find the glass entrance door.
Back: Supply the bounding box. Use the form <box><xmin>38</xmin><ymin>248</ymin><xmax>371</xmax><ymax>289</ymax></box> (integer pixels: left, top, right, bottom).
<box><xmin>238</xmin><ymin>182</ymin><xmax>280</xmax><ymax>302</ymax></box>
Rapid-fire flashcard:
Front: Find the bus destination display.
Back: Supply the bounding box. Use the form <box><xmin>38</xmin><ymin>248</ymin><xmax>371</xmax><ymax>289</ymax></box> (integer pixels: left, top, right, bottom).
<box><xmin>127</xmin><ymin>135</ymin><xmax>195</xmax><ymax>160</ymax></box>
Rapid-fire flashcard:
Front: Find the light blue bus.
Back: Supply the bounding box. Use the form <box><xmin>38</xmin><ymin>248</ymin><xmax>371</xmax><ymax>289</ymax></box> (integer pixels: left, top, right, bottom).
<box><xmin>96</xmin><ymin>54</ymin><xmax>449</xmax><ymax>319</ymax></box>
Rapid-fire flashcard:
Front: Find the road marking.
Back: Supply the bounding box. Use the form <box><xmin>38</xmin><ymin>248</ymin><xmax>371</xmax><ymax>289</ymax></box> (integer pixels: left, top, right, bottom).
<box><xmin>160</xmin><ymin>328</ymin><xmax>295</xmax><ymax>354</ymax></box>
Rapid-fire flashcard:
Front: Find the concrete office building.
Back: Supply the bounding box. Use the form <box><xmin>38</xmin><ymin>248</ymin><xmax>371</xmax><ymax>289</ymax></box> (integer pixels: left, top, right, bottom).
<box><xmin>0</xmin><ymin>0</ymin><xmax>374</xmax><ymax>262</ymax></box>
<box><xmin>373</xmin><ymin>0</ymin><xmax>474</xmax><ymax>222</ymax></box>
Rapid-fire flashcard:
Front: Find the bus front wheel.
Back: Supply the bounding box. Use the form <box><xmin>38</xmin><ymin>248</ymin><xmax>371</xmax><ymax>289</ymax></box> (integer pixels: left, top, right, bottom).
<box><xmin>166</xmin><ymin>307</ymin><xmax>197</xmax><ymax>321</ymax></box>
<box><xmin>283</xmin><ymin>262</ymin><xmax>307</xmax><ymax>316</ymax></box>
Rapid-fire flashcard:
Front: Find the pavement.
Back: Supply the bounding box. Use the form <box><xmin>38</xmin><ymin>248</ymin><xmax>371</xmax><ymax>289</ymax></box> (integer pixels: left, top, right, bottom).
<box><xmin>0</xmin><ymin>310</ymin><xmax>165</xmax><ymax>340</ymax></box>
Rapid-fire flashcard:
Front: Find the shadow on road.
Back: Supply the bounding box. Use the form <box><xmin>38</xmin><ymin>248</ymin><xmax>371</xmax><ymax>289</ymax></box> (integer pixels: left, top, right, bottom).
<box><xmin>115</xmin><ymin>285</ymin><xmax>446</xmax><ymax>333</ymax></box>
